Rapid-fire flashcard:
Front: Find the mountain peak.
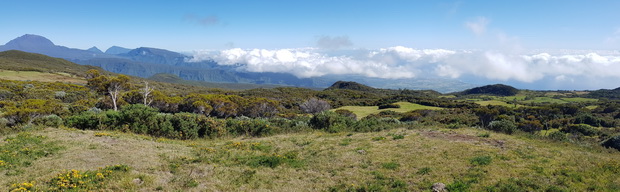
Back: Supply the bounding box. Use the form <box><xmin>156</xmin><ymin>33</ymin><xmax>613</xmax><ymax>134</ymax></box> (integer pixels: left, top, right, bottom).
<box><xmin>105</xmin><ymin>46</ymin><xmax>131</xmax><ymax>55</ymax></box>
<box><xmin>87</xmin><ymin>46</ymin><xmax>103</xmax><ymax>53</ymax></box>
<box><xmin>5</xmin><ymin>34</ymin><xmax>55</xmax><ymax>48</ymax></box>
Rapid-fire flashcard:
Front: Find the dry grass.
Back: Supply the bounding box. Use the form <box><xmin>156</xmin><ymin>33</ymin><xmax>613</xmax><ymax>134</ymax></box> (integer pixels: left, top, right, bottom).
<box><xmin>1</xmin><ymin>127</ymin><xmax>619</xmax><ymax>191</ymax></box>
<box><xmin>0</xmin><ymin>70</ymin><xmax>86</xmax><ymax>84</ymax></box>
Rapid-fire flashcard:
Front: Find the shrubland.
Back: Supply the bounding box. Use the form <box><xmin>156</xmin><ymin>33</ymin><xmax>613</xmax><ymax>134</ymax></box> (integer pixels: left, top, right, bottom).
<box><xmin>1</xmin><ymin>67</ymin><xmax>620</xmax><ymax>191</ymax></box>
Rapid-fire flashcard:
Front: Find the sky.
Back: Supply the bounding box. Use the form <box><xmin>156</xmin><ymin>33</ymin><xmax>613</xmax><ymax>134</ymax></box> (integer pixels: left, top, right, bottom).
<box><xmin>1</xmin><ymin>0</ymin><xmax>620</xmax><ymax>90</ymax></box>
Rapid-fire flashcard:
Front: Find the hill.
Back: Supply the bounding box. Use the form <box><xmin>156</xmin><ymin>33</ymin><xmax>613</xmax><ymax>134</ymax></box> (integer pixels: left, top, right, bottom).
<box><xmin>459</xmin><ymin>84</ymin><xmax>519</xmax><ymax>96</ymax></box>
<box><xmin>0</xmin><ymin>50</ymin><xmax>104</xmax><ymax>77</ymax></box>
<box><xmin>587</xmin><ymin>87</ymin><xmax>620</xmax><ymax>100</ymax></box>
<box><xmin>326</xmin><ymin>81</ymin><xmax>377</xmax><ymax>92</ymax></box>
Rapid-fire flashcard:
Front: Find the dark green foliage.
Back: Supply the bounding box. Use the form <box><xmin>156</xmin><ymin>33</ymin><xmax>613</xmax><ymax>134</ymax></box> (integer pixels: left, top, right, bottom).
<box><xmin>353</xmin><ymin>117</ymin><xmax>401</xmax><ymax>132</ymax></box>
<box><xmin>459</xmin><ymin>84</ymin><xmax>519</xmax><ymax>96</ymax></box>
<box><xmin>602</xmin><ymin>134</ymin><xmax>620</xmax><ymax>151</ymax></box>
<box><xmin>334</xmin><ymin>109</ymin><xmax>357</xmax><ymax>120</ymax></box>
<box><xmin>309</xmin><ymin>111</ymin><xmax>354</xmax><ymax>133</ymax></box>
<box><xmin>560</xmin><ymin>124</ymin><xmax>601</xmax><ymax>137</ymax></box>
<box><xmin>226</xmin><ymin>117</ymin><xmax>274</xmax><ymax>137</ymax></box>
<box><xmin>119</xmin><ymin>104</ymin><xmax>158</xmax><ymax>134</ymax></box>
<box><xmin>65</xmin><ymin>111</ymin><xmax>100</xmax><ymax>130</ymax></box>
<box><xmin>378</xmin><ymin>103</ymin><xmax>400</xmax><ymax>109</ymax></box>
<box><xmin>488</xmin><ymin>119</ymin><xmax>517</xmax><ymax>134</ymax></box>
<box><xmin>326</xmin><ymin>81</ymin><xmax>376</xmax><ymax>92</ymax></box>
<box><xmin>547</xmin><ymin>131</ymin><xmax>568</xmax><ymax>142</ymax></box>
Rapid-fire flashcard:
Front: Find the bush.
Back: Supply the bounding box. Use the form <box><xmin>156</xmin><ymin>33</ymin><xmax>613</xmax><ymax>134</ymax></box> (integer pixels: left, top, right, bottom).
<box><xmin>65</xmin><ymin>111</ymin><xmax>100</xmax><ymax>130</ymax></box>
<box><xmin>378</xmin><ymin>103</ymin><xmax>400</xmax><ymax>109</ymax></box>
<box><xmin>547</xmin><ymin>131</ymin><xmax>568</xmax><ymax>142</ymax></box>
<box><xmin>226</xmin><ymin>117</ymin><xmax>274</xmax><ymax>137</ymax></box>
<box><xmin>119</xmin><ymin>104</ymin><xmax>158</xmax><ymax>134</ymax></box>
<box><xmin>33</xmin><ymin>114</ymin><xmax>63</xmax><ymax>127</ymax></box>
<box><xmin>309</xmin><ymin>111</ymin><xmax>354</xmax><ymax>133</ymax></box>
<box><xmin>560</xmin><ymin>124</ymin><xmax>601</xmax><ymax>137</ymax></box>
<box><xmin>488</xmin><ymin>119</ymin><xmax>517</xmax><ymax>134</ymax></box>
<box><xmin>334</xmin><ymin>109</ymin><xmax>357</xmax><ymax>120</ymax></box>
<box><xmin>602</xmin><ymin>135</ymin><xmax>620</xmax><ymax>151</ymax></box>
<box><xmin>354</xmin><ymin>117</ymin><xmax>400</xmax><ymax>132</ymax></box>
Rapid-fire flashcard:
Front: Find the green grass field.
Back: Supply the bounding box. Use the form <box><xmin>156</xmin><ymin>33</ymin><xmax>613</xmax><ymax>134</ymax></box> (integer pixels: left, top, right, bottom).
<box><xmin>1</xmin><ymin>127</ymin><xmax>618</xmax><ymax>191</ymax></box>
<box><xmin>333</xmin><ymin>102</ymin><xmax>442</xmax><ymax>119</ymax></box>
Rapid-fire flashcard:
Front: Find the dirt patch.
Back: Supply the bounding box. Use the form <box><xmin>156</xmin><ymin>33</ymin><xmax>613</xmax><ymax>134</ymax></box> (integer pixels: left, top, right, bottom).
<box><xmin>420</xmin><ymin>130</ymin><xmax>505</xmax><ymax>148</ymax></box>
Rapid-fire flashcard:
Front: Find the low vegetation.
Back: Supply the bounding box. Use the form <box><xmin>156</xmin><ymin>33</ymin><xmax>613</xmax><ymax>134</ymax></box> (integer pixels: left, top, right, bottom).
<box><xmin>2</xmin><ymin>51</ymin><xmax>620</xmax><ymax>191</ymax></box>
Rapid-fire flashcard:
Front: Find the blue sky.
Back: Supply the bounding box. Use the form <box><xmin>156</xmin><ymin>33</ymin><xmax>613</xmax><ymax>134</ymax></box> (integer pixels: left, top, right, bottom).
<box><xmin>2</xmin><ymin>0</ymin><xmax>619</xmax><ymax>51</ymax></box>
<box><xmin>2</xmin><ymin>0</ymin><xmax>620</xmax><ymax>90</ymax></box>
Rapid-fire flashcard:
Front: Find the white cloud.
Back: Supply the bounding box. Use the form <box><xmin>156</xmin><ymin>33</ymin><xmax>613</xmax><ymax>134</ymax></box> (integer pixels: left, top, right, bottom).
<box><xmin>465</xmin><ymin>17</ymin><xmax>489</xmax><ymax>36</ymax></box>
<box><xmin>190</xmin><ymin>47</ymin><xmax>620</xmax><ymax>89</ymax></box>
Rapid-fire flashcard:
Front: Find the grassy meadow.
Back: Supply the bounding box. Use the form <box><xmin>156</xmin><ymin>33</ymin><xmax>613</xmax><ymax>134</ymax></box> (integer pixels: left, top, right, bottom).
<box><xmin>333</xmin><ymin>102</ymin><xmax>443</xmax><ymax>119</ymax></box>
<box><xmin>1</xmin><ymin>126</ymin><xmax>619</xmax><ymax>191</ymax></box>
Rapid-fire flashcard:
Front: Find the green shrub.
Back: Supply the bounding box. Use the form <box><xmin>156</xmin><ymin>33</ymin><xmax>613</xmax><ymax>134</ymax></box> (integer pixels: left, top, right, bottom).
<box><xmin>602</xmin><ymin>134</ymin><xmax>620</xmax><ymax>151</ymax></box>
<box><xmin>547</xmin><ymin>131</ymin><xmax>568</xmax><ymax>142</ymax></box>
<box><xmin>170</xmin><ymin>113</ymin><xmax>201</xmax><ymax>139</ymax></box>
<box><xmin>378</xmin><ymin>103</ymin><xmax>400</xmax><ymax>109</ymax></box>
<box><xmin>119</xmin><ymin>104</ymin><xmax>158</xmax><ymax>134</ymax></box>
<box><xmin>560</xmin><ymin>124</ymin><xmax>601</xmax><ymax>137</ymax></box>
<box><xmin>33</xmin><ymin>114</ymin><xmax>63</xmax><ymax>127</ymax></box>
<box><xmin>354</xmin><ymin>117</ymin><xmax>400</xmax><ymax>132</ymax></box>
<box><xmin>65</xmin><ymin>111</ymin><xmax>100</xmax><ymax>130</ymax></box>
<box><xmin>226</xmin><ymin>117</ymin><xmax>274</xmax><ymax>137</ymax></box>
<box><xmin>489</xmin><ymin>119</ymin><xmax>517</xmax><ymax>134</ymax></box>
<box><xmin>309</xmin><ymin>111</ymin><xmax>354</xmax><ymax>133</ymax></box>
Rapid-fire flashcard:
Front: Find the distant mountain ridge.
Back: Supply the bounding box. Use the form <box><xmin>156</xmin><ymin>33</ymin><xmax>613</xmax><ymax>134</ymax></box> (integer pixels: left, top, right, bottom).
<box><xmin>0</xmin><ymin>34</ymin><xmax>477</xmax><ymax>92</ymax></box>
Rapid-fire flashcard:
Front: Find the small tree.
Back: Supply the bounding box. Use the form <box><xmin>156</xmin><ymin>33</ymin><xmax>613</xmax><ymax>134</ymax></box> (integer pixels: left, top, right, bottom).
<box><xmin>108</xmin><ymin>75</ymin><xmax>130</xmax><ymax>111</ymax></box>
<box><xmin>300</xmin><ymin>98</ymin><xmax>331</xmax><ymax>114</ymax></box>
<box><xmin>86</xmin><ymin>70</ymin><xmax>130</xmax><ymax>111</ymax></box>
<box><xmin>141</xmin><ymin>81</ymin><xmax>154</xmax><ymax>106</ymax></box>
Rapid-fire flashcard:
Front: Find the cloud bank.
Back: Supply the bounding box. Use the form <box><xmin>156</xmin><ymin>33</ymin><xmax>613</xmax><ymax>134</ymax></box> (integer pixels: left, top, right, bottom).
<box><xmin>190</xmin><ymin>47</ymin><xmax>620</xmax><ymax>90</ymax></box>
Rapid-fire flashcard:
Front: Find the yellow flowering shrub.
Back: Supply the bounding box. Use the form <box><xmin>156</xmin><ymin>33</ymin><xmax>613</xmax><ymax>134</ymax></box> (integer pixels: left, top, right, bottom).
<box><xmin>9</xmin><ymin>182</ymin><xmax>35</xmax><ymax>192</ymax></box>
<box><xmin>49</xmin><ymin>164</ymin><xmax>129</xmax><ymax>190</ymax></box>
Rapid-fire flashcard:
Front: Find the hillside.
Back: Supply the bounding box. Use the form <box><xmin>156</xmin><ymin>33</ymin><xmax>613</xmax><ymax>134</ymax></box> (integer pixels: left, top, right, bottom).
<box><xmin>0</xmin><ymin>50</ymin><xmax>104</xmax><ymax>77</ymax></box>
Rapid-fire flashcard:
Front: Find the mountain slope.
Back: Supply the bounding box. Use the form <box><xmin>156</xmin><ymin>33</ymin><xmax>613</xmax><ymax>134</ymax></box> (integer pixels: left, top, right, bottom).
<box><xmin>0</xmin><ymin>50</ymin><xmax>103</xmax><ymax>76</ymax></box>
<box><xmin>0</xmin><ymin>34</ymin><xmax>115</xmax><ymax>60</ymax></box>
<box><xmin>105</xmin><ymin>46</ymin><xmax>132</xmax><ymax>55</ymax></box>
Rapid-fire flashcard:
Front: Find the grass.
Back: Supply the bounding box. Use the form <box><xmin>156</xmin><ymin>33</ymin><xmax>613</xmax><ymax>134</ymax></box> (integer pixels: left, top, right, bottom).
<box><xmin>1</xmin><ymin>127</ymin><xmax>619</xmax><ymax>191</ymax></box>
<box><xmin>0</xmin><ymin>70</ymin><xmax>86</xmax><ymax>84</ymax></box>
<box><xmin>333</xmin><ymin>102</ymin><xmax>443</xmax><ymax>119</ymax></box>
